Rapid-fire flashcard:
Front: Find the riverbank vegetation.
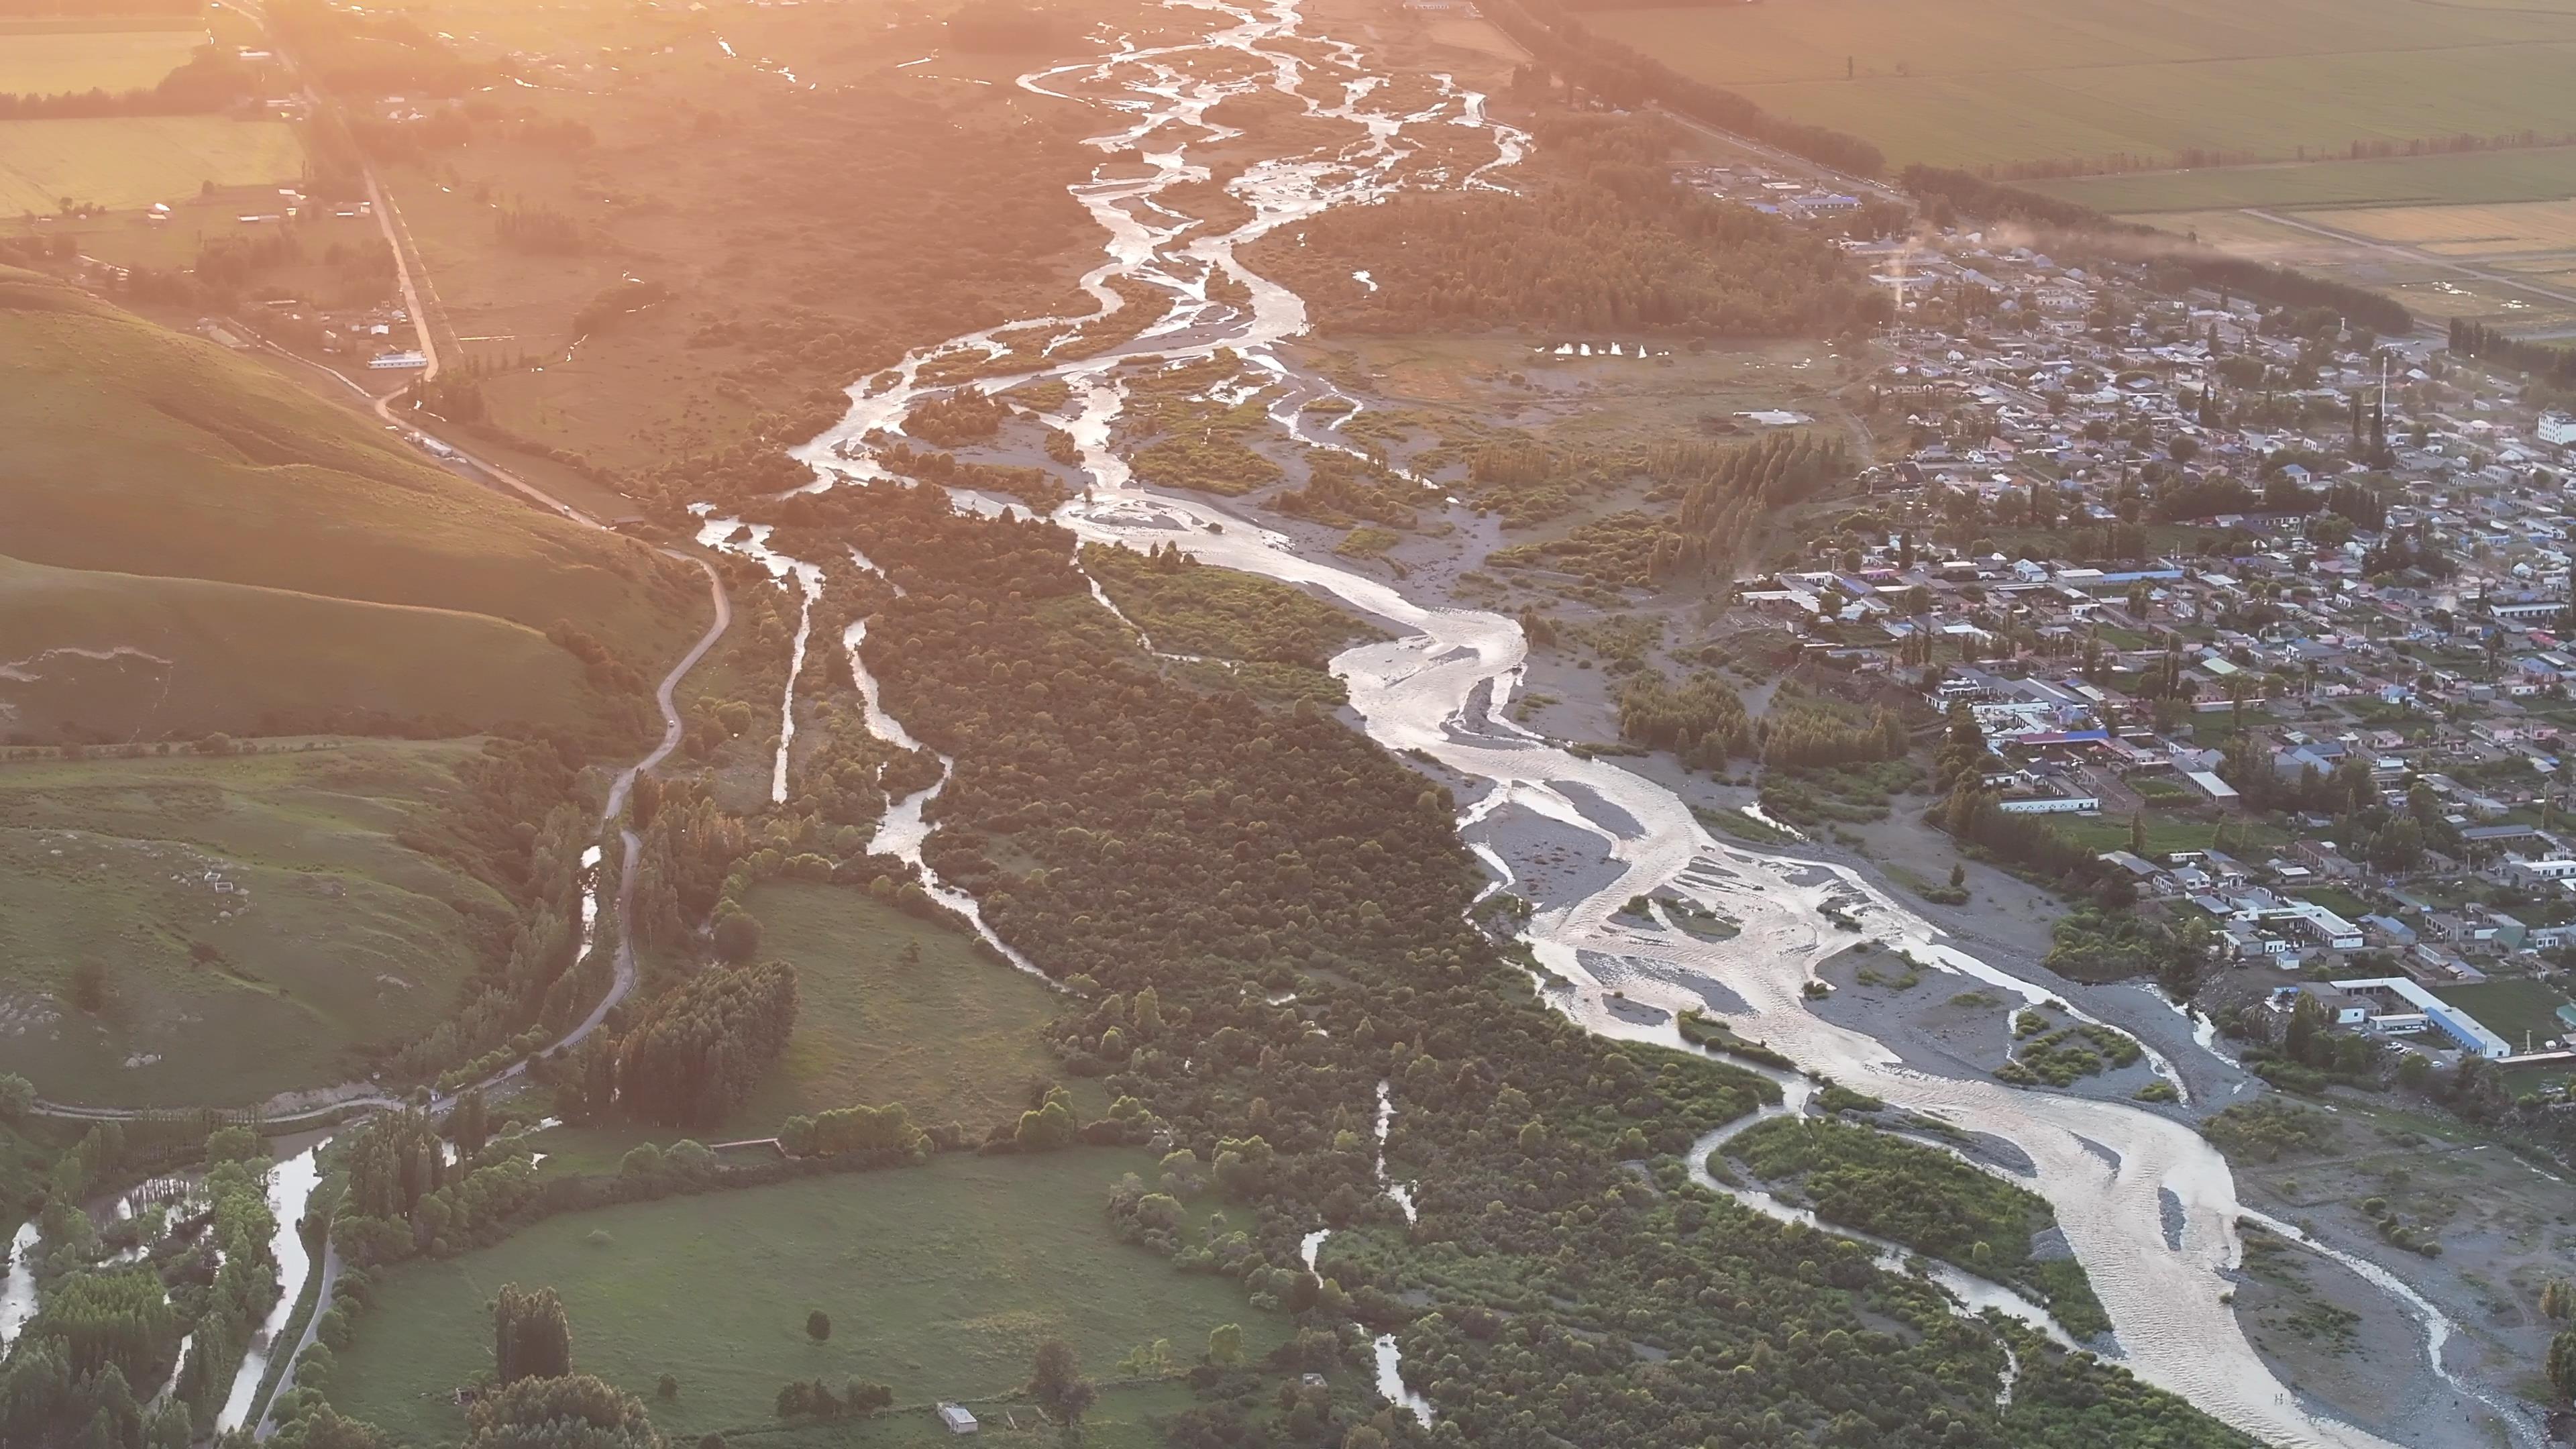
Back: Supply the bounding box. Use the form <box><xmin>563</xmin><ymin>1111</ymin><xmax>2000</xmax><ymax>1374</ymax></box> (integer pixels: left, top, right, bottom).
<box><xmin>1244</xmin><ymin>113</ymin><xmax>1888</xmax><ymax>339</ymax></box>
<box><xmin>1725</xmin><ymin>1114</ymin><xmax>2113</xmax><ymax>1336</ymax></box>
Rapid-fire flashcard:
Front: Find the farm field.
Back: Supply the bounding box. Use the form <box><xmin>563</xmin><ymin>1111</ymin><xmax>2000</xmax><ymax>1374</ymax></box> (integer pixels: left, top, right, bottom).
<box><xmin>325</xmin><ymin>1150</ymin><xmax>1285</xmax><ymax>1445</ymax></box>
<box><xmin>0</xmin><ymin>27</ymin><xmax>206</xmax><ymax>96</ymax></box>
<box><xmin>2026</xmin><ymin>148</ymin><xmax>2576</xmax><ymax>216</ymax></box>
<box><xmin>2432</xmin><ymin>980</ymin><xmax>2576</xmax><ymax>1054</ymax></box>
<box><xmin>0</xmin><ymin>116</ymin><xmax>303</xmax><ymax>214</ymax></box>
<box><xmin>0</xmin><ymin>740</ymin><xmax>513</xmax><ymax>1108</ymax></box>
<box><xmin>1597</xmin><ymin>0</ymin><xmax>2576</xmax><ymax>171</ymax></box>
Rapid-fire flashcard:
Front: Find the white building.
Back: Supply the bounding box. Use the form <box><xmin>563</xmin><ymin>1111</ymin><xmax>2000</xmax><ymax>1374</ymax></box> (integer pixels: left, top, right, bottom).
<box><xmin>2540</xmin><ymin>411</ymin><xmax>2576</xmax><ymax>448</ymax></box>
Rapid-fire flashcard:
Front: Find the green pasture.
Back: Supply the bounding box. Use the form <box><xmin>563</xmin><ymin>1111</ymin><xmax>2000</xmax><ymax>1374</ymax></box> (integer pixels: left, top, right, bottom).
<box><xmin>0</xmin><ymin>266</ymin><xmax>696</xmax><ymax>670</ymax></box>
<box><xmin>325</xmin><ymin>1150</ymin><xmax>1283</xmax><ymax>1444</ymax></box>
<box><xmin>734</xmin><ymin>880</ymin><xmax>1065</xmax><ymax>1134</ymax></box>
<box><xmin>0</xmin><ymin>741</ymin><xmax>511</xmax><ymax>1107</ymax></box>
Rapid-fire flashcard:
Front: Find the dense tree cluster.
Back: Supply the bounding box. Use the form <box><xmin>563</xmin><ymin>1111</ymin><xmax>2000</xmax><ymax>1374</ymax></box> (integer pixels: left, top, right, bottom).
<box><xmin>1617</xmin><ymin>672</ymin><xmax>1755</xmax><ymax>765</ymax></box>
<box><xmin>1248</xmin><ymin>115</ymin><xmax>1886</xmax><ymax>338</ymax></box>
<box><xmin>2451</xmin><ymin>318</ymin><xmax>2576</xmax><ymax>387</ymax></box>
<box><xmin>1728</xmin><ymin>1115</ymin><xmax>2110</xmax><ymax>1336</ymax></box>
<box><xmin>1664</xmin><ymin>431</ymin><xmax>1852</xmax><ymax>578</ymax></box>
<box><xmin>607</xmin><ymin>961</ymin><xmax>800</xmax><ymax>1128</ymax></box>
<box><xmin>494</xmin><ymin>1284</ymin><xmax>573</xmax><ymax>1385</ymax></box>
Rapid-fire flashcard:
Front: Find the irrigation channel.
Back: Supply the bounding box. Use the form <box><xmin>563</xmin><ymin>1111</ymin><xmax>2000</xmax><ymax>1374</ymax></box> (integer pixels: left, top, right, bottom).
<box><xmin>717</xmin><ymin>0</ymin><xmax>2540</xmax><ymax>1444</ymax></box>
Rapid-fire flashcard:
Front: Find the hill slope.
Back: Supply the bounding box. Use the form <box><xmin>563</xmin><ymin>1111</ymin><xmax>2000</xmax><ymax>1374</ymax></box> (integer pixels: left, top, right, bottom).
<box><xmin>0</xmin><ymin>265</ymin><xmax>698</xmax><ymax>742</ymax></box>
<box><xmin>0</xmin><ymin>554</ymin><xmax>604</xmax><ymax>741</ymax></box>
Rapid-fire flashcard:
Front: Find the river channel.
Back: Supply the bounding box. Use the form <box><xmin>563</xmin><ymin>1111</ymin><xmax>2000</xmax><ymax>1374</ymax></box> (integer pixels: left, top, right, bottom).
<box><xmin>748</xmin><ymin>0</ymin><xmax>2528</xmax><ymax>1444</ymax></box>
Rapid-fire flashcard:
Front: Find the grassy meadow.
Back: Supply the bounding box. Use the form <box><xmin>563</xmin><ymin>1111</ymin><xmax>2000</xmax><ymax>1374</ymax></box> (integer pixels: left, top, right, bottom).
<box><xmin>0</xmin><ymin>267</ymin><xmax>700</xmax><ymax>692</ymax></box>
<box><xmin>1595</xmin><ymin>0</ymin><xmax>2576</xmax><ymax>170</ymax></box>
<box><xmin>0</xmin><ymin>117</ymin><xmax>303</xmax><ymax>214</ymax></box>
<box><xmin>522</xmin><ymin>879</ymin><xmax>1087</xmax><ymax>1178</ymax></box>
<box><xmin>733</xmin><ymin>881</ymin><xmax>1065</xmax><ymax>1134</ymax></box>
<box><xmin>0</xmin><ymin>741</ymin><xmax>513</xmax><ymax>1107</ymax></box>
<box><xmin>0</xmin><ymin>28</ymin><xmax>207</xmax><ymax>96</ymax></box>
<box><xmin>0</xmin><ymin>553</ymin><xmax>611</xmax><ymax>741</ymax></box>
<box><xmin>325</xmin><ymin>1151</ymin><xmax>1283</xmax><ymax>1444</ymax></box>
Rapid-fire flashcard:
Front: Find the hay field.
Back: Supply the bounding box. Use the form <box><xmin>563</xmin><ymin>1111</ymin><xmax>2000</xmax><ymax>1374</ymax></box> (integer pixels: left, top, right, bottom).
<box><xmin>2300</xmin><ymin>200</ymin><xmax>2576</xmax><ymax>258</ymax></box>
<box><xmin>0</xmin><ymin>28</ymin><xmax>205</xmax><ymax>96</ymax></box>
<box><xmin>1593</xmin><ymin>0</ymin><xmax>2576</xmax><ymax>169</ymax></box>
<box><xmin>2030</xmin><ymin>148</ymin><xmax>2576</xmax><ymax>215</ymax></box>
<box><xmin>0</xmin><ymin>116</ymin><xmax>301</xmax><ymax>213</ymax></box>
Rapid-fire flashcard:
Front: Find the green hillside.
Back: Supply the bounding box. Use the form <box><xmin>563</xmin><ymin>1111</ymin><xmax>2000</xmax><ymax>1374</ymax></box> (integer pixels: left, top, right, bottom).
<box><xmin>0</xmin><ymin>264</ymin><xmax>696</xmax><ymax>743</ymax></box>
<box><xmin>0</xmin><ymin>553</ymin><xmax>610</xmax><ymax>740</ymax></box>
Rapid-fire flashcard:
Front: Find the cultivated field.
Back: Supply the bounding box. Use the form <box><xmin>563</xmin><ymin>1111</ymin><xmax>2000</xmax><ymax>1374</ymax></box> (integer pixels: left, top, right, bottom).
<box><xmin>2027</xmin><ymin>148</ymin><xmax>2576</xmax><ymax>215</ymax></box>
<box><xmin>0</xmin><ymin>116</ymin><xmax>302</xmax><ymax>214</ymax></box>
<box><xmin>326</xmin><ymin>1151</ymin><xmax>1283</xmax><ymax>1444</ymax></box>
<box><xmin>0</xmin><ymin>28</ymin><xmax>205</xmax><ymax>96</ymax></box>
<box><xmin>1595</xmin><ymin>0</ymin><xmax>2576</xmax><ymax>171</ymax></box>
<box><xmin>0</xmin><ymin>741</ymin><xmax>511</xmax><ymax>1107</ymax></box>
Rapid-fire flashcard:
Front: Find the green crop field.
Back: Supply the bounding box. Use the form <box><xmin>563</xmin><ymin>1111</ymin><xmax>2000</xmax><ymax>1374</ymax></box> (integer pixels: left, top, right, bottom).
<box><xmin>2433</xmin><ymin>980</ymin><xmax>2576</xmax><ymax>1053</ymax></box>
<box><xmin>0</xmin><ymin>28</ymin><xmax>205</xmax><ymax>97</ymax></box>
<box><xmin>0</xmin><ymin>267</ymin><xmax>700</xmax><ymax>712</ymax></box>
<box><xmin>0</xmin><ymin>741</ymin><xmax>517</xmax><ymax>1108</ymax></box>
<box><xmin>2026</xmin><ymin>148</ymin><xmax>2576</xmax><ymax>216</ymax></box>
<box><xmin>325</xmin><ymin>1151</ymin><xmax>1286</xmax><ymax>1445</ymax></box>
<box><xmin>1594</xmin><ymin>0</ymin><xmax>2576</xmax><ymax>170</ymax></box>
<box><xmin>0</xmin><ymin>117</ymin><xmax>303</xmax><ymax>214</ymax></box>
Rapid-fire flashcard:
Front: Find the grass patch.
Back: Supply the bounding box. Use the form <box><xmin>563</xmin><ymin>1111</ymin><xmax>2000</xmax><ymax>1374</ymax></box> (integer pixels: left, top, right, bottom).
<box><xmin>1725</xmin><ymin>1114</ymin><xmax>2110</xmax><ymax>1336</ymax></box>
<box><xmin>325</xmin><ymin>1150</ymin><xmax>1285</xmax><ymax>1444</ymax></box>
<box><xmin>734</xmin><ymin>880</ymin><xmax>1064</xmax><ymax>1135</ymax></box>
<box><xmin>0</xmin><ymin>553</ymin><xmax>612</xmax><ymax>741</ymax></box>
<box><xmin>0</xmin><ymin>117</ymin><xmax>303</xmax><ymax>214</ymax></box>
<box><xmin>0</xmin><ymin>740</ymin><xmax>515</xmax><ymax>1106</ymax></box>
<box><xmin>2431</xmin><ymin>979</ymin><xmax>2576</xmax><ymax>1053</ymax></box>
<box><xmin>0</xmin><ymin>267</ymin><xmax>697</xmax><ymax>707</ymax></box>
